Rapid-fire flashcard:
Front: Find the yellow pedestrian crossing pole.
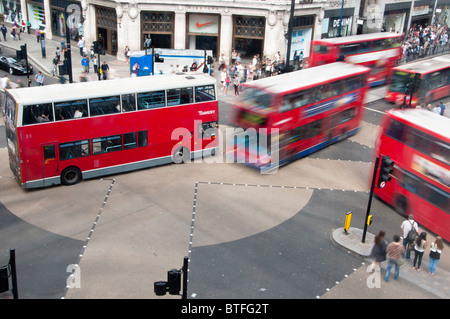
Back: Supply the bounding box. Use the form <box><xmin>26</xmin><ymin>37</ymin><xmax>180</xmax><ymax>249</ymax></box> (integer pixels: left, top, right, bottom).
<box><xmin>344</xmin><ymin>211</ymin><xmax>352</xmax><ymax>234</ymax></box>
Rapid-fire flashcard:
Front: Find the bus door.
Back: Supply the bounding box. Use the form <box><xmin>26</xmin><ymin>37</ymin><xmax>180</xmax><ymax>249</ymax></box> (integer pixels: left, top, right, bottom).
<box><xmin>42</xmin><ymin>143</ymin><xmax>59</xmax><ymax>183</ymax></box>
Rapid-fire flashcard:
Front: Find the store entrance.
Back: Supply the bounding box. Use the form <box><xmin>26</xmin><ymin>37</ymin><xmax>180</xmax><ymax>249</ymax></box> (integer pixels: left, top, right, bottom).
<box><xmin>234</xmin><ymin>38</ymin><xmax>263</xmax><ymax>59</ymax></box>
<box><xmin>193</xmin><ymin>35</ymin><xmax>217</xmax><ymax>57</ymax></box>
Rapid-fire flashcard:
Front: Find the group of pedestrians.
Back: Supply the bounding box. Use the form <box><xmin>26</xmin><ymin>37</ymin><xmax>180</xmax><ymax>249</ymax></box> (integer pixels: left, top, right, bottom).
<box><xmin>0</xmin><ymin>20</ymin><xmax>31</xmax><ymax>42</ymax></box>
<box><xmin>370</xmin><ymin>214</ymin><xmax>444</xmax><ymax>283</ymax></box>
<box><xmin>402</xmin><ymin>22</ymin><xmax>449</xmax><ymax>62</ymax></box>
<box><xmin>218</xmin><ymin>49</ymin><xmax>308</xmax><ymax>96</ymax></box>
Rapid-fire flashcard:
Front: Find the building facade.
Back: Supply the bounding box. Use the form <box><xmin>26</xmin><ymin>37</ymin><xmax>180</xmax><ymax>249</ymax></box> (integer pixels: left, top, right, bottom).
<box><xmin>1</xmin><ymin>0</ymin><xmax>449</xmax><ymax>61</ymax></box>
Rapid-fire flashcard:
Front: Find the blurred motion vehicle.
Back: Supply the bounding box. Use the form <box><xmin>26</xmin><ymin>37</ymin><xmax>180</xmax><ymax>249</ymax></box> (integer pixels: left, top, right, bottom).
<box><xmin>309</xmin><ymin>32</ymin><xmax>403</xmax><ymax>87</ymax></box>
<box><xmin>4</xmin><ymin>73</ymin><xmax>218</xmax><ymax>188</ymax></box>
<box><xmin>374</xmin><ymin>109</ymin><xmax>449</xmax><ymax>242</ymax></box>
<box><xmin>0</xmin><ymin>56</ymin><xmax>33</xmax><ymax>75</ymax></box>
<box><xmin>385</xmin><ymin>54</ymin><xmax>450</xmax><ymax>108</ymax></box>
<box><xmin>229</xmin><ymin>62</ymin><xmax>370</xmax><ymax>170</ymax></box>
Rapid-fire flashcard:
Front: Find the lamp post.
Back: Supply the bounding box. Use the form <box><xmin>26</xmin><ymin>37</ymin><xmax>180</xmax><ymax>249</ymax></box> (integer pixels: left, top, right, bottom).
<box><xmin>338</xmin><ymin>0</ymin><xmax>344</xmax><ymax>37</ymax></box>
<box><xmin>285</xmin><ymin>0</ymin><xmax>296</xmax><ymax>72</ymax></box>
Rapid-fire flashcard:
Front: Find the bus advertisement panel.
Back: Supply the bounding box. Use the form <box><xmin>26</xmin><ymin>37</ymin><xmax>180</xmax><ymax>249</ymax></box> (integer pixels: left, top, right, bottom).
<box><xmin>374</xmin><ymin>109</ymin><xmax>450</xmax><ymax>242</ymax></box>
<box><xmin>228</xmin><ymin>62</ymin><xmax>370</xmax><ymax>171</ymax></box>
<box><xmin>4</xmin><ymin>73</ymin><xmax>218</xmax><ymax>189</ymax></box>
<box><xmin>309</xmin><ymin>32</ymin><xmax>403</xmax><ymax>87</ymax></box>
<box><xmin>129</xmin><ymin>48</ymin><xmax>213</xmax><ymax>76</ymax></box>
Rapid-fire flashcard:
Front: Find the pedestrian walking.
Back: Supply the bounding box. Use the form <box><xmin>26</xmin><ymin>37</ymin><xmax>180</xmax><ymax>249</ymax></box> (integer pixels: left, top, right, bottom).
<box><xmin>92</xmin><ymin>55</ymin><xmax>98</xmax><ymax>74</ymax></box>
<box><xmin>0</xmin><ymin>24</ymin><xmax>6</xmax><ymax>41</ymax></box>
<box><xmin>384</xmin><ymin>235</ymin><xmax>406</xmax><ymax>282</ymax></box>
<box><xmin>81</xmin><ymin>56</ymin><xmax>89</xmax><ymax>74</ymax></box>
<box><xmin>370</xmin><ymin>230</ymin><xmax>387</xmax><ymax>268</ymax></box>
<box><xmin>401</xmin><ymin>214</ymin><xmax>419</xmax><ymax>260</ymax></box>
<box><xmin>224</xmin><ymin>75</ymin><xmax>230</xmax><ymax>95</ymax></box>
<box><xmin>101</xmin><ymin>61</ymin><xmax>109</xmax><ymax>80</ymax></box>
<box><xmin>233</xmin><ymin>75</ymin><xmax>240</xmax><ymax>97</ymax></box>
<box><xmin>52</xmin><ymin>54</ymin><xmax>59</xmax><ymax>76</ymax></box>
<box><xmin>412</xmin><ymin>232</ymin><xmax>427</xmax><ymax>272</ymax></box>
<box><xmin>26</xmin><ymin>20</ymin><xmax>31</xmax><ymax>34</ymax></box>
<box><xmin>78</xmin><ymin>37</ymin><xmax>85</xmax><ymax>56</ymax></box>
<box><xmin>34</xmin><ymin>71</ymin><xmax>44</xmax><ymax>86</ymax></box>
<box><xmin>36</xmin><ymin>28</ymin><xmax>40</xmax><ymax>43</ymax></box>
<box><xmin>429</xmin><ymin>236</ymin><xmax>444</xmax><ymax>276</ymax></box>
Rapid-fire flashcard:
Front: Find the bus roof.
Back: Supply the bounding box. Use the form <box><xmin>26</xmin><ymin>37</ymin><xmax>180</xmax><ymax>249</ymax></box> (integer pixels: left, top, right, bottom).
<box><xmin>392</xmin><ymin>54</ymin><xmax>450</xmax><ymax>75</ymax></box>
<box><xmin>313</xmin><ymin>32</ymin><xmax>402</xmax><ymax>45</ymax></box>
<box><xmin>387</xmin><ymin>109</ymin><xmax>450</xmax><ymax>141</ymax></box>
<box><xmin>7</xmin><ymin>73</ymin><xmax>216</xmax><ymax>105</ymax></box>
<box><xmin>242</xmin><ymin>62</ymin><xmax>370</xmax><ymax>95</ymax></box>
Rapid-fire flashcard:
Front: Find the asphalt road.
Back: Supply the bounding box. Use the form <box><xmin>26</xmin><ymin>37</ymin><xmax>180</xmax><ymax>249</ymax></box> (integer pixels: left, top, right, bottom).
<box><xmin>0</xmin><ymin>88</ymin><xmax>448</xmax><ymax>300</ymax></box>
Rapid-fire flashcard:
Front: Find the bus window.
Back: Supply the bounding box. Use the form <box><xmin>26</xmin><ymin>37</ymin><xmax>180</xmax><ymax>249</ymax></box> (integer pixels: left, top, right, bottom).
<box><xmin>55</xmin><ymin>100</ymin><xmax>87</xmax><ymax>120</ymax></box>
<box><xmin>92</xmin><ymin>135</ymin><xmax>122</xmax><ymax>154</ymax></box>
<box><xmin>89</xmin><ymin>96</ymin><xmax>120</xmax><ymax>116</ymax></box>
<box><xmin>195</xmin><ymin>85</ymin><xmax>216</xmax><ymax>102</ymax></box>
<box><xmin>121</xmin><ymin>94</ymin><xmax>136</xmax><ymax>112</ymax></box>
<box><xmin>386</xmin><ymin>119</ymin><xmax>405</xmax><ymax>141</ymax></box>
<box><xmin>167</xmin><ymin>87</ymin><xmax>193</xmax><ymax>106</ymax></box>
<box><xmin>123</xmin><ymin>132</ymin><xmax>137</xmax><ymax>149</ymax></box>
<box><xmin>59</xmin><ymin>140</ymin><xmax>90</xmax><ymax>160</ymax></box>
<box><xmin>137</xmin><ymin>91</ymin><xmax>165</xmax><ymax>109</ymax></box>
<box><xmin>138</xmin><ymin>131</ymin><xmax>148</xmax><ymax>147</ymax></box>
<box><xmin>23</xmin><ymin>103</ymin><xmax>53</xmax><ymax>125</ymax></box>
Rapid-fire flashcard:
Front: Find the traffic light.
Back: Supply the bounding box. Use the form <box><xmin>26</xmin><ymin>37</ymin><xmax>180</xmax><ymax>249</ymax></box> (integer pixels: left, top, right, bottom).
<box><xmin>207</xmin><ymin>56</ymin><xmax>213</xmax><ymax>65</ymax></box>
<box><xmin>367</xmin><ymin>215</ymin><xmax>373</xmax><ymax>226</ymax></box>
<box><xmin>377</xmin><ymin>155</ymin><xmax>394</xmax><ymax>188</ymax></box>
<box><xmin>153</xmin><ymin>268</ymin><xmax>181</xmax><ymax>296</ymax></box>
<box><xmin>93</xmin><ymin>41</ymin><xmax>105</xmax><ymax>54</ymax></box>
<box><xmin>59</xmin><ymin>60</ymin><xmax>70</xmax><ymax>75</ymax></box>
<box><xmin>16</xmin><ymin>45</ymin><xmax>27</xmax><ymax>60</ymax></box>
<box><xmin>154</xmin><ymin>53</ymin><xmax>164</xmax><ymax>63</ymax></box>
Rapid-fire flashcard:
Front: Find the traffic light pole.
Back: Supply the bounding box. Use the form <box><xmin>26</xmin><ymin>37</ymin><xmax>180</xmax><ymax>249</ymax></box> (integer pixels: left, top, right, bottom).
<box><xmin>64</xmin><ymin>4</ymin><xmax>73</xmax><ymax>83</ymax></box>
<box><xmin>362</xmin><ymin>156</ymin><xmax>379</xmax><ymax>243</ymax></box>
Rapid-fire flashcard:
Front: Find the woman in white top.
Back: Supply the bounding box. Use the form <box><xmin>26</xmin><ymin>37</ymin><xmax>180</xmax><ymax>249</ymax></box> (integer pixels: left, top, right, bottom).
<box><xmin>413</xmin><ymin>232</ymin><xmax>427</xmax><ymax>271</ymax></box>
<box><xmin>429</xmin><ymin>236</ymin><xmax>444</xmax><ymax>276</ymax></box>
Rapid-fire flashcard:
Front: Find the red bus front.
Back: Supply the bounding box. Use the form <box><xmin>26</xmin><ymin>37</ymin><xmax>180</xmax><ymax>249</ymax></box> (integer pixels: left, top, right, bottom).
<box><xmin>374</xmin><ymin>109</ymin><xmax>450</xmax><ymax>242</ymax></box>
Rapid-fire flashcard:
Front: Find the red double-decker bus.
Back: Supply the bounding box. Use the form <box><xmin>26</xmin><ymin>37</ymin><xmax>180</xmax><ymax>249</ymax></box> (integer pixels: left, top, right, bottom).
<box><xmin>309</xmin><ymin>32</ymin><xmax>403</xmax><ymax>87</ymax></box>
<box><xmin>4</xmin><ymin>73</ymin><xmax>218</xmax><ymax>188</ymax></box>
<box><xmin>229</xmin><ymin>62</ymin><xmax>370</xmax><ymax>170</ymax></box>
<box><xmin>385</xmin><ymin>54</ymin><xmax>450</xmax><ymax>107</ymax></box>
<box><xmin>374</xmin><ymin>109</ymin><xmax>449</xmax><ymax>242</ymax></box>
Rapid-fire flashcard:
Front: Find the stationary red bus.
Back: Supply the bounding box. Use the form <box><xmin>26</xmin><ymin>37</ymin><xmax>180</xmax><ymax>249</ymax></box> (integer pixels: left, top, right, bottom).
<box><xmin>385</xmin><ymin>54</ymin><xmax>450</xmax><ymax>107</ymax></box>
<box><xmin>374</xmin><ymin>109</ymin><xmax>450</xmax><ymax>242</ymax></box>
<box><xmin>309</xmin><ymin>32</ymin><xmax>403</xmax><ymax>87</ymax></box>
<box><xmin>228</xmin><ymin>62</ymin><xmax>370</xmax><ymax>170</ymax></box>
<box><xmin>3</xmin><ymin>73</ymin><xmax>218</xmax><ymax>189</ymax></box>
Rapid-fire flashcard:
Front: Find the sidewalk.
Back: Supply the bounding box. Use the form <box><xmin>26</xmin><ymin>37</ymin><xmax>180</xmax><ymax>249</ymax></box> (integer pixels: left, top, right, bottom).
<box><xmin>332</xmin><ymin>227</ymin><xmax>450</xmax><ymax>299</ymax></box>
<box><xmin>0</xmin><ymin>25</ymin><xmax>130</xmax><ymax>84</ymax></box>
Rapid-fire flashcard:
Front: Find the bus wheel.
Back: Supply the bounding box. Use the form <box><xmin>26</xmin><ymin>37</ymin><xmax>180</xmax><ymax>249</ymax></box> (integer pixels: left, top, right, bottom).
<box><xmin>61</xmin><ymin>167</ymin><xmax>82</xmax><ymax>185</ymax></box>
<box><xmin>395</xmin><ymin>196</ymin><xmax>408</xmax><ymax>217</ymax></box>
<box><xmin>172</xmin><ymin>146</ymin><xmax>190</xmax><ymax>164</ymax></box>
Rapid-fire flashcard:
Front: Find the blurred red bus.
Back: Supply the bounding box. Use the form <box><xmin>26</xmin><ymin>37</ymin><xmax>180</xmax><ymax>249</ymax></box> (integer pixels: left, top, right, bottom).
<box><xmin>374</xmin><ymin>109</ymin><xmax>450</xmax><ymax>241</ymax></box>
<box><xmin>228</xmin><ymin>62</ymin><xmax>370</xmax><ymax>171</ymax></box>
<box><xmin>385</xmin><ymin>54</ymin><xmax>450</xmax><ymax>107</ymax></box>
<box><xmin>4</xmin><ymin>73</ymin><xmax>218</xmax><ymax>188</ymax></box>
<box><xmin>309</xmin><ymin>32</ymin><xmax>403</xmax><ymax>87</ymax></box>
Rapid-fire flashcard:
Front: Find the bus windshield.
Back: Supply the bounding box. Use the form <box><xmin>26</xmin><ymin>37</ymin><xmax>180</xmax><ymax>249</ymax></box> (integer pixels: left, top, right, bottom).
<box><xmin>242</xmin><ymin>88</ymin><xmax>273</xmax><ymax>109</ymax></box>
<box><xmin>389</xmin><ymin>71</ymin><xmax>414</xmax><ymax>93</ymax></box>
